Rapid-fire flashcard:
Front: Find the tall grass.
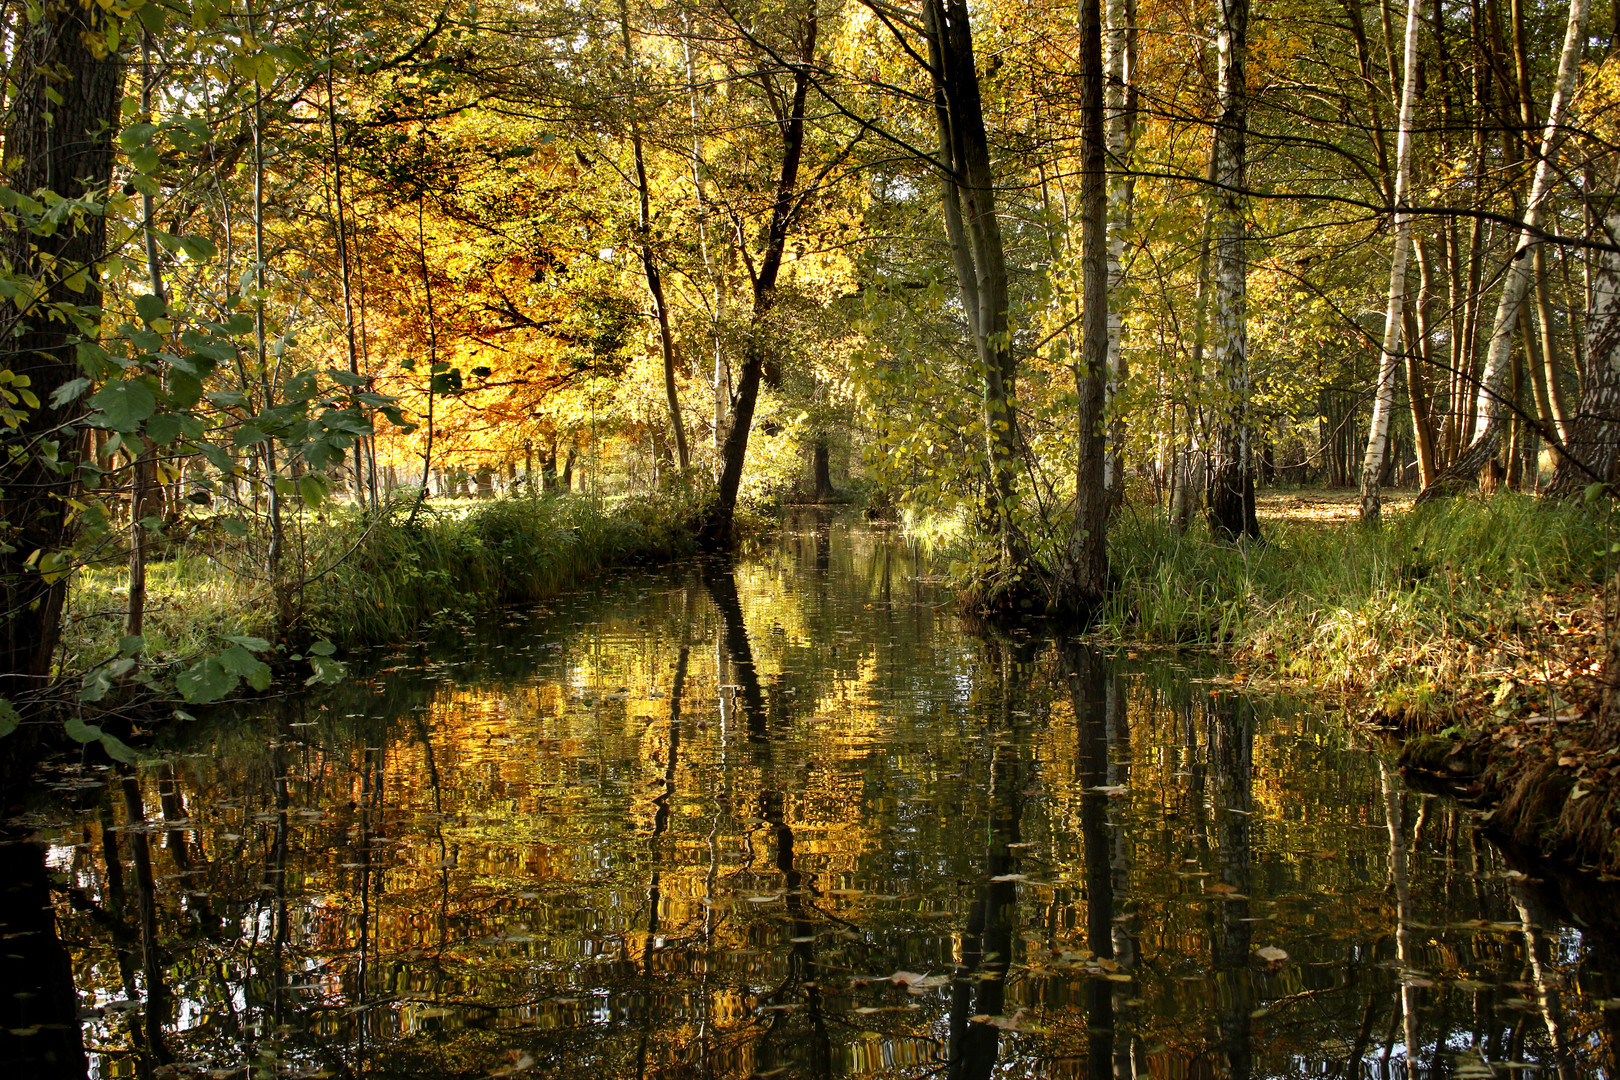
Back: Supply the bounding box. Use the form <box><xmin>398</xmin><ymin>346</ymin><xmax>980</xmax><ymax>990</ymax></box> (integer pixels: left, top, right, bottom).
<box><xmin>60</xmin><ymin>491</ymin><xmax>699</xmax><ymax>670</ymax></box>
<box><xmin>300</xmin><ymin>490</ymin><xmax>699</xmax><ymax>645</ymax></box>
<box><xmin>1102</xmin><ymin>494</ymin><xmax>1616</xmax><ymax>713</ymax></box>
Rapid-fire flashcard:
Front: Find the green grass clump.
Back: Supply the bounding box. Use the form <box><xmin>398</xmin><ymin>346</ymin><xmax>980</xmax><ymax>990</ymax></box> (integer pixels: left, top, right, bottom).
<box><xmin>1101</xmin><ymin>494</ymin><xmax>1615</xmax><ymax>714</ymax></box>
<box><xmin>60</xmin><ymin>490</ymin><xmax>700</xmax><ymax>672</ymax></box>
<box><xmin>300</xmin><ymin>490</ymin><xmax>698</xmax><ymax>645</ymax></box>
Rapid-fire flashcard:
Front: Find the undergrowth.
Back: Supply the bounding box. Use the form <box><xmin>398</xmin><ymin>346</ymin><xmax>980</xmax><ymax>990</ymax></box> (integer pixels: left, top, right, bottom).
<box><xmin>60</xmin><ymin>490</ymin><xmax>698</xmax><ymax>672</ymax></box>
<box><xmin>1101</xmin><ymin>493</ymin><xmax>1617</xmax><ymax>721</ymax></box>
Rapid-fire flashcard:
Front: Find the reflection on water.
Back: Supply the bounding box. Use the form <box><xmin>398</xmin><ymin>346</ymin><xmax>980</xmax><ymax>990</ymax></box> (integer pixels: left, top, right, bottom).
<box><xmin>10</xmin><ymin>513</ymin><xmax>1620</xmax><ymax>1078</ymax></box>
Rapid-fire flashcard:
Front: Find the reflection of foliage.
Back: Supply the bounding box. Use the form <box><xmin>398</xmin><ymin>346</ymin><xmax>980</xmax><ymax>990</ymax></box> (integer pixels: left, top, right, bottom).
<box><xmin>49</xmin><ymin>527</ymin><xmax>1618</xmax><ymax>1078</ymax></box>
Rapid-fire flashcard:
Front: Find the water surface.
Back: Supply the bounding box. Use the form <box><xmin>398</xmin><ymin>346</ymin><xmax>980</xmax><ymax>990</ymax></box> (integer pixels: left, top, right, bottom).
<box><xmin>10</xmin><ymin>514</ymin><xmax>1620</xmax><ymax>1078</ymax></box>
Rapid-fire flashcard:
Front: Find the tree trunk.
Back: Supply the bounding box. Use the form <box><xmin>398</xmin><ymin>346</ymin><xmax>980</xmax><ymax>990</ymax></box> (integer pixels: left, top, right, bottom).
<box><xmin>1359</xmin><ymin>0</ymin><xmax>1424</xmax><ymax>525</ymax></box>
<box><xmin>1101</xmin><ymin>0</ymin><xmax>1139</xmax><ymax>506</ymax></box>
<box><xmin>1207</xmin><ymin>0</ymin><xmax>1259</xmax><ymax>540</ymax></box>
<box><xmin>620</xmin><ymin>0</ymin><xmax>689</xmax><ymax>479</ymax></box>
<box><xmin>1547</xmin><ymin>206</ymin><xmax>1620</xmax><ymax>495</ymax></box>
<box><xmin>925</xmin><ymin>0</ymin><xmax>1032</xmax><ymax>573</ymax></box>
<box><xmin>1417</xmin><ymin>0</ymin><xmax>1591</xmax><ymax>502</ymax></box>
<box><xmin>700</xmin><ymin>2</ymin><xmax>817</xmax><ymax>548</ymax></box>
<box><xmin>0</xmin><ymin>1</ymin><xmax>121</xmax><ymax>712</ymax></box>
<box><xmin>810</xmin><ymin>437</ymin><xmax>836</xmax><ymax>501</ymax></box>
<box><xmin>1067</xmin><ymin>0</ymin><xmax>1110</xmax><ymax>607</ymax></box>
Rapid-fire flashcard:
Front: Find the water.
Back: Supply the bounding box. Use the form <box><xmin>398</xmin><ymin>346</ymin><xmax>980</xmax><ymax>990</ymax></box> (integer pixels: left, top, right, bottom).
<box><xmin>6</xmin><ymin>514</ymin><xmax>1620</xmax><ymax>1078</ymax></box>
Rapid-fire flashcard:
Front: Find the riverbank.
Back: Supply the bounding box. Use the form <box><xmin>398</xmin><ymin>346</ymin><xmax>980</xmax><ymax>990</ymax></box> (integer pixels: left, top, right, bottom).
<box><xmin>1101</xmin><ymin>489</ymin><xmax>1620</xmax><ymax>876</ymax></box>
<box><xmin>59</xmin><ymin>490</ymin><xmax>699</xmax><ymax>676</ymax></box>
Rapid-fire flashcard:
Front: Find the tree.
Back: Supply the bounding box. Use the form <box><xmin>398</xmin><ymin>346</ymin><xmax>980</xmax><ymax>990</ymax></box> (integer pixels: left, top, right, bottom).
<box><xmin>1206</xmin><ymin>0</ymin><xmax>1257</xmax><ymax>540</ymax></box>
<box><xmin>1358</xmin><ymin>0</ymin><xmax>1424</xmax><ymax>525</ymax></box>
<box><xmin>0</xmin><ymin>0</ymin><xmax>122</xmax><ymax>716</ymax></box>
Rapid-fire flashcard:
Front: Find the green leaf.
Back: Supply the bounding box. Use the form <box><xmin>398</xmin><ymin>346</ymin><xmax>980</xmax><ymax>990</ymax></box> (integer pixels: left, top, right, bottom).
<box><xmin>298</xmin><ymin>471</ymin><xmax>329</xmax><ymax>507</ymax></box>
<box><xmin>176</xmin><ymin>657</ymin><xmax>236</xmax><ymax>704</ymax></box>
<box><xmin>220</xmin><ymin>518</ymin><xmax>249</xmax><ymax>538</ymax></box>
<box><xmin>218</xmin><ymin>644</ymin><xmax>271</xmax><ymax>692</ymax></box>
<box><xmin>64</xmin><ymin>714</ymin><xmax>105</xmax><ymax>743</ymax></box>
<box><xmin>134</xmin><ymin>292</ymin><xmax>167</xmax><ymax>325</ymax></box>
<box><xmin>135</xmin><ymin>2</ymin><xmax>167</xmax><ymax>33</ymax></box>
<box><xmin>145</xmin><ymin>413</ymin><xmax>181</xmax><ymax>445</ymax></box>
<box><xmin>50</xmin><ymin>377</ymin><xmax>90</xmax><ymax>408</ymax></box>
<box><xmin>178</xmin><ymin>235</ymin><xmax>217</xmax><ymax>261</ymax></box>
<box><xmin>0</xmin><ymin>698</ymin><xmax>19</xmax><ymax>738</ymax></box>
<box><xmin>307</xmin><ymin>639</ymin><xmax>337</xmax><ymax>657</ymax></box>
<box><xmin>118</xmin><ymin>634</ymin><xmax>145</xmax><ymax>657</ymax></box>
<box><xmin>223</xmin><ymin>635</ymin><xmax>271</xmax><ymax>652</ymax></box>
<box><xmin>80</xmin><ymin>668</ymin><xmax>113</xmax><ymax>703</ymax></box>
<box><xmin>89</xmin><ymin>380</ymin><xmax>157</xmax><ymax>432</ymax></box>
<box><xmin>99</xmin><ymin>733</ymin><xmax>138</xmax><ymax>765</ymax></box>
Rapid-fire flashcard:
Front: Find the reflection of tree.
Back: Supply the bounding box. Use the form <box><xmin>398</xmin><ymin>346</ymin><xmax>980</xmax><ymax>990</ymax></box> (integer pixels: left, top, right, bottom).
<box><xmin>1207</xmin><ymin>692</ymin><xmax>1252</xmax><ymax>1080</ymax></box>
<box><xmin>635</xmin><ymin>588</ymin><xmax>690</xmax><ymax>1079</ymax></box>
<box><xmin>121</xmin><ymin>774</ymin><xmax>173</xmax><ymax>1068</ymax></box>
<box><xmin>0</xmin><ymin>837</ymin><xmax>87</xmax><ymax>1078</ymax></box>
<box><xmin>1064</xmin><ymin>640</ymin><xmax>1144</xmax><ymax>1079</ymax></box>
<box><xmin>703</xmin><ymin>554</ymin><xmax>832</xmax><ymax>1078</ymax></box>
<box><xmin>947</xmin><ymin>638</ymin><xmax>1030</xmax><ymax>1080</ymax></box>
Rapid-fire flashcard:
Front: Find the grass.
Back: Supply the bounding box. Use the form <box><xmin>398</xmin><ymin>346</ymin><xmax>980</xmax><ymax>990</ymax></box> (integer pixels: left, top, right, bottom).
<box><xmin>1100</xmin><ymin>492</ymin><xmax>1617</xmax><ymax>723</ymax></box>
<box><xmin>59</xmin><ymin>490</ymin><xmax>700</xmax><ymax>673</ymax></box>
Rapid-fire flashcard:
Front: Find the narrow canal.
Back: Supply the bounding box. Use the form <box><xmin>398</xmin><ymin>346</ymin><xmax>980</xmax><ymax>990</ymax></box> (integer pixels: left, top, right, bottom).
<box><xmin>8</xmin><ymin>514</ymin><xmax>1619</xmax><ymax>1078</ymax></box>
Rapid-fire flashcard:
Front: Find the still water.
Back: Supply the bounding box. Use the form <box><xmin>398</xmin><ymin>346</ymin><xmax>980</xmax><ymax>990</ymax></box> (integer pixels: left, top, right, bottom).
<box><xmin>6</xmin><ymin>515</ymin><xmax>1620</xmax><ymax>1078</ymax></box>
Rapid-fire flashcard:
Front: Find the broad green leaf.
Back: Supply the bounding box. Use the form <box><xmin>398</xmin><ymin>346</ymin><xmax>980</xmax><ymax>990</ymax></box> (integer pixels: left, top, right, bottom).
<box><xmin>64</xmin><ymin>714</ymin><xmax>105</xmax><ymax>743</ymax></box>
<box><xmin>117</xmin><ymin>634</ymin><xmax>144</xmax><ymax>657</ymax></box>
<box><xmin>145</xmin><ymin>413</ymin><xmax>181</xmax><ymax>445</ymax></box>
<box><xmin>89</xmin><ymin>380</ymin><xmax>156</xmax><ymax>431</ymax></box>
<box><xmin>50</xmin><ymin>377</ymin><xmax>90</xmax><ymax>408</ymax></box>
<box><xmin>176</xmin><ymin>657</ymin><xmax>236</xmax><ymax>704</ymax></box>
<box><xmin>80</xmin><ymin>668</ymin><xmax>113</xmax><ymax>703</ymax></box>
<box><xmin>0</xmin><ymin>698</ymin><xmax>19</xmax><ymax>738</ymax></box>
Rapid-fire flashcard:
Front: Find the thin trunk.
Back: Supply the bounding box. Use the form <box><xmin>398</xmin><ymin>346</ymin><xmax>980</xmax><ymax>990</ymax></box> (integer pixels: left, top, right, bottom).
<box><xmin>700</xmin><ymin>4</ymin><xmax>818</xmax><ymax>547</ymax></box>
<box><xmin>925</xmin><ymin>0</ymin><xmax>1031</xmax><ymax>573</ymax></box>
<box><xmin>129</xmin><ymin>34</ymin><xmax>168</xmax><ymax>643</ymax></box>
<box><xmin>1359</xmin><ymin>0</ymin><xmax>1425</xmax><ymax>524</ymax></box>
<box><xmin>246</xmin><ymin>3</ymin><xmax>288</xmax><ymax>633</ymax></box>
<box><xmin>1207</xmin><ymin>0</ymin><xmax>1258</xmax><ymax>540</ymax></box>
<box><xmin>1533</xmin><ymin>246</ymin><xmax>1573</xmax><ymax>442</ymax></box>
<box><xmin>1068</xmin><ymin>0</ymin><xmax>1110</xmax><ymax>606</ymax></box>
<box><xmin>1548</xmin><ymin>205</ymin><xmax>1620</xmax><ymax>494</ymax></box>
<box><xmin>327</xmin><ymin>48</ymin><xmax>373</xmax><ymax>508</ymax></box>
<box><xmin>1418</xmin><ymin>0</ymin><xmax>1591</xmax><ymax>501</ymax></box>
<box><xmin>410</xmin><ymin>198</ymin><xmax>440</xmax><ymax>524</ymax></box>
<box><xmin>621</xmin><ymin>0</ymin><xmax>689</xmax><ymax>478</ymax></box>
<box><xmin>1101</xmin><ymin>0</ymin><xmax>1138</xmax><ymax>505</ymax></box>
<box><xmin>1407</xmin><ymin>237</ymin><xmax>1440</xmax><ymax>486</ymax></box>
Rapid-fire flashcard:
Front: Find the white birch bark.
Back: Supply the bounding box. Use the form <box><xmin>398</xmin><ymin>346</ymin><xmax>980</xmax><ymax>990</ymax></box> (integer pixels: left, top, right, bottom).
<box><xmin>1358</xmin><ymin>0</ymin><xmax>1424</xmax><ymax>525</ymax></box>
<box><xmin>1206</xmin><ymin>0</ymin><xmax>1255</xmax><ymax>539</ymax></box>
<box><xmin>1418</xmin><ymin>0</ymin><xmax>1590</xmax><ymax>499</ymax></box>
<box><xmin>1101</xmin><ymin>0</ymin><xmax>1137</xmax><ymax>499</ymax></box>
<box><xmin>1549</xmin><ymin>206</ymin><xmax>1620</xmax><ymax>493</ymax></box>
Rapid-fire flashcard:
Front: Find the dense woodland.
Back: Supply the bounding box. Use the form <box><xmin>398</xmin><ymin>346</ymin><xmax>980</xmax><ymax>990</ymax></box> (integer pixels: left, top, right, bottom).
<box><xmin>5</xmin><ymin>0</ymin><xmax>1620</xmax><ymax>725</ymax></box>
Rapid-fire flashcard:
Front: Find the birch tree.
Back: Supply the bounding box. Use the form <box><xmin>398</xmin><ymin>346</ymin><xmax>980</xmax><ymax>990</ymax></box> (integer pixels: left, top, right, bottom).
<box><xmin>1206</xmin><ymin>0</ymin><xmax>1257</xmax><ymax>540</ymax></box>
<box><xmin>1358</xmin><ymin>0</ymin><xmax>1424</xmax><ymax>525</ymax></box>
<box><xmin>1416</xmin><ymin>0</ymin><xmax>1590</xmax><ymax>501</ymax></box>
<box><xmin>1101</xmin><ymin>0</ymin><xmax>1138</xmax><ymax>505</ymax></box>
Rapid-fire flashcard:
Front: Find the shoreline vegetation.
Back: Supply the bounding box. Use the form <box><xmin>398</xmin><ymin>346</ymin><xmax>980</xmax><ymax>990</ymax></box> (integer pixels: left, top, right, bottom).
<box><xmin>37</xmin><ymin>484</ymin><xmax>1620</xmax><ymax>881</ymax></box>
<box><xmin>1096</xmin><ymin>489</ymin><xmax>1620</xmax><ymax>879</ymax></box>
